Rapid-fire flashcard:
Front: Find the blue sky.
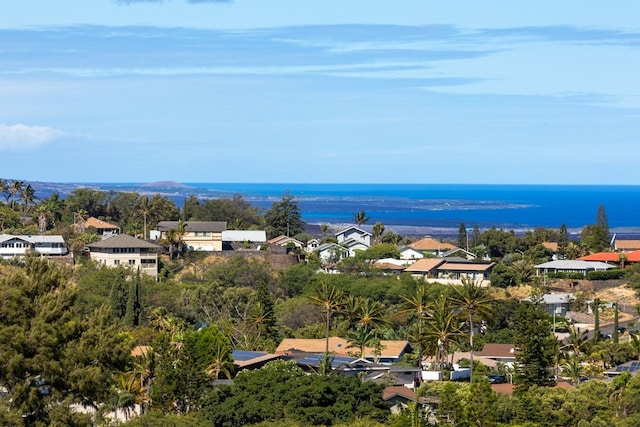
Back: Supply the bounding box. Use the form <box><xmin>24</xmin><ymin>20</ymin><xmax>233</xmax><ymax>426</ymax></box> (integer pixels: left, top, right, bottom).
<box><xmin>1</xmin><ymin>1</ymin><xmax>639</xmax><ymax>184</ymax></box>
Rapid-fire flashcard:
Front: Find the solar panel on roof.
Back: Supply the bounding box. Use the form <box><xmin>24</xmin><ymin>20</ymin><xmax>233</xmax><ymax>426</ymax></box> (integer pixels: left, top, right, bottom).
<box><xmin>232</xmin><ymin>350</ymin><xmax>267</xmax><ymax>362</ymax></box>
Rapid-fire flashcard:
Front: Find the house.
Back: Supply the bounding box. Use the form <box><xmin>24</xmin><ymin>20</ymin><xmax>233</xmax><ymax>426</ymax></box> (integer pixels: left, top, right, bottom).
<box><xmin>87</xmin><ymin>234</ymin><xmax>162</xmax><ymax>279</ymax></box>
<box><xmin>275</xmin><ymin>337</ymin><xmax>412</xmax><ymax>365</ymax></box>
<box><xmin>613</xmin><ymin>239</ymin><xmax>640</xmax><ymax>253</ymax></box>
<box><xmin>398</xmin><ymin>245</ymin><xmax>424</xmax><ymax>262</ymax></box>
<box><xmin>315</xmin><ymin>242</ymin><xmax>349</xmax><ymax>264</ymax></box>
<box><xmin>441</xmin><ymin>247</ymin><xmax>477</xmax><ymax>260</ymax></box>
<box><xmin>341</xmin><ymin>238</ymin><xmax>370</xmax><ymax>257</ymax></box>
<box><xmin>232</xmin><ymin>350</ymin><xmax>283</xmax><ymax>371</ymax></box>
<box><xmin>0</xmin><ymin>234</ymin><xmax>68</xmax><ymax>259</ymax></box>
<box><xmin>156</xmin><ymin>221</ymin><xmax>226</xmax><ymax>252</ymax></box>
<box><xmin>221</xmin><ymin>230</ymin><xmax>267</xmax><ymax>250</ymax></box>
<box><xmin>534</xmin><ymin>260</ymin><xmax>615</xmax><ymax>277</ymax></box>
<box><xmin>522</xmin><ymin>293</ymin><xmax>574</xmax><ymax>318</ymax></box>
<box><xmin>336</xmin><ymin>226</ymin><xmax>372</xmax><ymax>247</ymax></box>
<box><xmin>373</xmin><ymin>258</ymin><xmax>408</xmax><ymax>274</ymax></box>
<box><xmin>404</xmin><ymin>258</ymin><xmax>494</xmax><ymax>286</ymax></box>
<box><xmin>476</xmin><ymin>343</ymin><xmax>517</xmax><ymax>367</ymax></box>
<box><xmin>267</xmin><ymin>235</ymin><xmax>305</xmax><ymax>248</ymax></box>
<box><xmin>404</xmin><ymin>258</ymin><xmax>445</xmax><ymax>278</ymax></box>
<box><xmin>81</xmin><ymin>217</ymin><xmax>120</xmax><ymax>237</ymax></box>
<box><xmin>578</xmin><ymin>250</ymin><xmax>640</xmax><ymax>267</ymax></box>
<box><xmin>434</xmin><ymin>260</ymin><xmax>495</xmax><ymax>285</ymax></box>
<box><xmin>409</xmin><ymin>236</ymin><xmax>457</xmax><ymax>256</ymax></box>
<box><xmin>305</xmin><ymin>238</ymin><xmax>320</xmax><ymax>252</ymax></box>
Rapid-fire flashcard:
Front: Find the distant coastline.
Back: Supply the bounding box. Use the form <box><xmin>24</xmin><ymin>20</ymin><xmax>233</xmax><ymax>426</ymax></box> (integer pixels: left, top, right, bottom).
<box><xmin>18</xmin><ymin>180</ymin><xmax>640</xmax><ymax>239</ymax></box>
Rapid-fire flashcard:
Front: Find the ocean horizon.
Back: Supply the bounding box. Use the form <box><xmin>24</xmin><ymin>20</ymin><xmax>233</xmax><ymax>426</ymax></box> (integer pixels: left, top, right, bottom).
<box><xmin>47</xmin><ymin>182</ymin><xmax>640</xmax><ymax>238</ymax></box>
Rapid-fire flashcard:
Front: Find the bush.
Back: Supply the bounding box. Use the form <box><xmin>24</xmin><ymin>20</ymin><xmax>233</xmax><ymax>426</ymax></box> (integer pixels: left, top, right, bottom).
<box><xmin>586</xmin><ymin>269</ymin><xmax>625</xmax><ymax>281</ymax></box>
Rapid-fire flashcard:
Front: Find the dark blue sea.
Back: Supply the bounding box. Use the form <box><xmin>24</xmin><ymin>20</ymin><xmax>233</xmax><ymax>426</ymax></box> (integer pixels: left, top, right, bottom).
<box><xmin>174</xmin><ymin>183</ymin><xmax>640</xmax><ymax>237</ymax></box>
<box><xmin>46</xmin><ymin>182</ymin><xmax>639</xmax><ymax>237</ymax></box>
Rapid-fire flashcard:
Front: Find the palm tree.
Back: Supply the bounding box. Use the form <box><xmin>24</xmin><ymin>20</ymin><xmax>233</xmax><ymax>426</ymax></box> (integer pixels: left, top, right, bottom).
<box><xmin>307</xmin><ymin>281</ymin><xmax>344</xmax><ymax>369</ymax></box>
<box><xmin>562</xmin><ymin>325</ymin><xmax>590</xmax><ymax>359</ymax></box>
<box><xmin>450</xmin><ymin>277</ymin><xmax>494</xmax><ymax>383</ymax></box>
<box><xmin>138</xmin><ymin>195</ymin><xmax>152</xmax><ymax>239</ymax></box>
<box><xmin>8</xmin><ymin>180</ymin><xmax>23</xmax><ymax>211</ymax></box>
<box><xmin>424</xmin><ymin>295</ymin><xmax>465</xmax><ymax>372</ymax></box>
<box><xmin>372</xmin><ymin>221</ymin><xmax>385</xmax><ymax>244</ymax></box>
<box><xmin>205</xmin><ymin>342</ymin><xmax>234</xmax><ymax>380</ymax></box>
<box><xmin>347</xmin><ymin>326</ymin><xmax>381</xmax><ymax>359</ymax></box>
<box><xmin>19</xmin><ymin>183</ymin><xmax>37</xmax><ymax>215</ymax></box>
<box><xmin>0</xmin><ymin>179</ymin><xmax>9</xmax><ymax>203</ymax></box>
<box><xmin>353</xmin><ymin>210</ymin><xmax>370</xmax><ymax>228</ymax></box>
<box><xmin>399</xmin><ymin>284</ymin><xmax>431</xmax><ymax>369</ymax></box>
<box><xmin>561</xmin><ymin>354</ymin><xmax>584</xmax><ymax>386</ymax></box>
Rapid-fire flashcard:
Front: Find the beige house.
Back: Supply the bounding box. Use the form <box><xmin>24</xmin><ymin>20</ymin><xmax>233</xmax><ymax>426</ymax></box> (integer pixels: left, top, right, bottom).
<box><xmin>409</xmin><ymin>236</ymin><xmax>457</xmax><ymax>255</ymax></box>
<box><xmin>156</xmin><ymin>221</ymin><xmax>226</xmax><ymax>252</ymax></box>
<box><xmin>87</xmin><ymin>234</ymin><xmax>162</xmax><ymax>279</ymax></box>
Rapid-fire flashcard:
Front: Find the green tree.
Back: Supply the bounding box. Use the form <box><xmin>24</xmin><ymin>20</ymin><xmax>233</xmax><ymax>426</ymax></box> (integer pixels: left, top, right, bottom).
<box><xmin>125</xmin><ymin>270</ymin><xmax>143</xmax><ymax>327</ymax></box>
<box><xmin>354</xmin><ymin>210</ymin><xmax>370</xmax><ymax>227</ymax></box>
<box><xmin>558</xmin><ymin>223</ymin><xmax>569</xmax><ymax>259</ymax></box>
<box><xmin>307</xmin><ymin>281</ymin><xmax>344</xmax><ymax>371</ymax></box>
<box><xmin>372</xmin><ymin>221</ymin><xmax>385</xmax><ymax>244</ymax></box>
<box><xmin>458</xmin><ymin>222</ymin><xmax>467</xmax><ymax>250</ymax></box>
<box><xmin>264</xmin><ymin>191</ymin><xmax>305</xmax><ymax>238</ymax></box>
<box><xmin>450</xmin><ymin>278</ymin><xmax>494</xmax><ymax>383</ymax></box>
<box><xmin>513</xmin><ymin>301</ymin><xmax>556</xmax><ymax>391</ymax></box>
<box><xmin>400</xmin><ymin>284</ymin><xmax>430</xmax><ymax>369</ymax></box>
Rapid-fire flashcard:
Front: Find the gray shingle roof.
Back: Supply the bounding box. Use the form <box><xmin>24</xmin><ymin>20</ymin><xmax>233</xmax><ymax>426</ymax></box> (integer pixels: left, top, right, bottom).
<box><xmin>87</xmin><ymin>234</ymin><xmax>161</xmax><ymax>249</ymax></box>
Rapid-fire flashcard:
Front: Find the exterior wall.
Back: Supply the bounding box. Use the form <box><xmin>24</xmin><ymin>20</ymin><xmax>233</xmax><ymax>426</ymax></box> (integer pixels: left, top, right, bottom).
<box><xmin>89</xmin><ymin>249</ymin><xmax>158</xmax><ymax>279</ymax></box>
<box><xmin>165</xmin><ymin>231</ymin><xmax>223</xmax><ymax>252</ymax></box>
<box><xmin>0</xmin><ymin>238</ymin><xmax>68</xmax><ymax>259</ymax></box>
<box><xmin>337</xmin><ymin>229</ymin><xmax>371</xmax><ymax>246</ymax></box>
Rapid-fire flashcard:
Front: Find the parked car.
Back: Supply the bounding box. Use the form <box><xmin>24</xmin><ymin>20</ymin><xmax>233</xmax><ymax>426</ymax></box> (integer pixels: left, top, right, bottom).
<box><xmin>488</xmin><ymin>374</ymin><xmax>507</xmax><ymax>384</ymax></box>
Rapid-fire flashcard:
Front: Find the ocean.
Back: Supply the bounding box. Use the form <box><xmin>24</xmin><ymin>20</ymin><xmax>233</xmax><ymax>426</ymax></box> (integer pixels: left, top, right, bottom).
<box><xmin>175</xmin><ymin>183</ymin><xmax>640</xmax><ymax>238</ymax></box>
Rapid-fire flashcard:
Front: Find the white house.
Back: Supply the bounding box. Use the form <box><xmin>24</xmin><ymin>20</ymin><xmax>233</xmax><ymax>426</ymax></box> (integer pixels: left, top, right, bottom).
<box><xmin>315</xmin><ymin>242</ymin><xmax>349</xmax><ymax>264</ymax></box>
<box><xmin>0</xmin><ymin>234</ymin><xmax>68</xmax><ymax>259</ymax></box>
<box><xmin>534</xmin><ymin>260</ymin><xmax>615</xmax><ymax>277</ymax></box>
<box><xmin>336</xmin><ymin>226</ymin><xmax>372</xmax><ymax>247</ymax></box>
<box><xmin>398</xmin><ymin>245</ymin><xmax>424</xmax><ymax>262</ymax></box>
<box><xmin>87</xmin><ymin>234</ymin><xmax>162</xmax><ymax>279</ymax></box>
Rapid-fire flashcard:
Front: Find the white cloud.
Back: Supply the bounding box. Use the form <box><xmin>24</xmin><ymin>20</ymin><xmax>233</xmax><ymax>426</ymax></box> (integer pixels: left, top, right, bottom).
<box><xmin>0</xmin><ymin>123</ymin><xmax>64</xmax><ymax>150</ymax></box>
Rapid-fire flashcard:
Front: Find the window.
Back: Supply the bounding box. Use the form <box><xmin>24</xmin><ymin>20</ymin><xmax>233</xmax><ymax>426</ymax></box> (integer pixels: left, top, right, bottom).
<box><xmin>114</xmin><ymin>259</ymin><xmax>120</xmax><ymax>265</ymax></box>
<box><xmin>129</xmin><ymin>259</ymin><xmax>136</xmax><ymax>265</ymax></box>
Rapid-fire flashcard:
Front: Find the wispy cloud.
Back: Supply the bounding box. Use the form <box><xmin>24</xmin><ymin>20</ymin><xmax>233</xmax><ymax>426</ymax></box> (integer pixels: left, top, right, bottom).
<box><xmin>0</xmin><ymin>123</ymin><xmax>65</xmax><ymax>151</ymax></box>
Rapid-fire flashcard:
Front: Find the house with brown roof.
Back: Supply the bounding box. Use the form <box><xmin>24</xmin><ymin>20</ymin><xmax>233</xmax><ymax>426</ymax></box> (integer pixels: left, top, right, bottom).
<box><xmin>275</xmin><ymin>337</ymin><xmax>412</xmax><ymax>365</ymax></box>
<box><xmin>613</xmin><ymin>239</ymin><xmax>640</xmax><ymax>253</ymax></box>
<box><xmin>409</xmin><ymin>236</ymin><xmax>457</xmax><ymax>255</ymax></box>
<box><xmin>404</xmin><ymin>258</ymin><xmax>494</xmax><ymax>286</ymax></box>
<box><xmin>476</xmin><ymin>343</ymin><xmax>517</xmax><ymax>367</ymax></box>
<box><xmin>579</xmin><ymin>250</ymin><xmax>640</xmax><ymax>267</ymax></box>
<box><xmin>87</xmin><ymin>234</ymin><xmax>162</xmax><ymax>279</ymax></box>
<box><xmin>81</xmin><ymin>216</ymin><xmax>120</xmax><ymax>237</ymax></box>
<box><xmin>156</xmin><ymin>221</ymin><xmax>226</xmax><ymax>252</ymax></box>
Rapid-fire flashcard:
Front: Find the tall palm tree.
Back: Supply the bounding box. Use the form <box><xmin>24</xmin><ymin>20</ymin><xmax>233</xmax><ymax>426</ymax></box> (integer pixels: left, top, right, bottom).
<box><xmin>562</xmin><ymin>325</ymin><xmax>590</xmax><ymax>359</ymax></box>
<box><xmin>424</xmin><ymin>296</ymin><xmax>465</xmax><ymax>372</ymax></box>
<box><xmin>347</xmin><ymin>326</ymin><xmax>381</xmax><ymax>359</ymax></box>
<box><xmin>8</xmin><ymin>180</ymin><xmax>23</xmax><ymax>211</ymax></box>
<box><xmin>307</xmin><ymin>281</ymin><xmax>344</xmax><ymax>367</ymax></box>
<box><xmin>450</xmin><ymin>278</ymin><xmax>494</xmax><ymax>383</ymax></box>
<box><xmin>372</xmin><ymin>221</ymin><xmax>385</xmax><ymax>244</ymax></box>
<box><xmin>353</xmin><ymin>210</ymin><xmax>370</xmax><ymax>228</ymax></box>
<box><xmin>20</xmin><ymin>183</ymin><xmax>37</xmax><ymax>215</ymax></box>
<box><xmin>399</xmin><ymin>284</ymin><xmax>431</xmax><ymax>369</ymax></box>
<box><xmin>138</xmin><ymin>195</ymin><xmax>152</xmax><ymax>239</ymax></box>
<box><xmin>0</xmin><ymin>179</ymin><xmax>9</xmax><ymax>203</ymax></box>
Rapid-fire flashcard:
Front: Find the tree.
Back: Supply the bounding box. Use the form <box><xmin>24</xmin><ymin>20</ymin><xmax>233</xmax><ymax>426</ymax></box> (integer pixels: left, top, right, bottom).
<box><xmin>125</xmin><ymin>270</ymin><xmax>143</xmax><ymax>327</ymax></box>
<box><xmin>424</xmin><ymin>296</ymin><xmax>465</xmax><ymax>372</ymax></box>
<box><xmin>372</xmin><ymin>221</ymin><xmax>385</xmax><ymax>244</ymax></box>
<box><xmin>450</xmin><ymin>278</ymin><xmax>494</xmax><ymax>383</ymax></box>
<box><xmin>513</xmin><ymin>301</ymin><xmax>556</xmax><ymax>391</ymax></box>
<box><xmin>8</xmin><ymin>179</ymin><xmax>23</xmax><ymax>211</ymax></box>
<box><xmin>558</xmin><ymin>223</ymin><xmax>569</xmax><ymax>259</ymax></box>
<box><xmin>400</xmin><ymin>284</ymin><xmax>431</xmax><ymax>369</ymax></box>
<box><xmin>264</xmin><ymin>191</ymin><xmax>305</xmax><ymax>238</ymax></box>
<box><xmin>354</xmin><ymin>210</ymin><xmax>370</xmax><ymax>227</ymax></box>
<box><xmin>307</xmin><ymin>281</ymin><xmax>344</xmax><ymax>371</ymax></box>
<box><xmin>561</xmin><ymin>355</ymin><xmax>585</xmax><ymax>386</ymax></box>
<box><xmin>457</xmin><ymin>222</ymin><xmax>467</xmax><ymax>250</ymax></box>
<box><xmin>596</xmin><ymin>204</ymin><xmax>611</xmax><ymax>246</ymax></box>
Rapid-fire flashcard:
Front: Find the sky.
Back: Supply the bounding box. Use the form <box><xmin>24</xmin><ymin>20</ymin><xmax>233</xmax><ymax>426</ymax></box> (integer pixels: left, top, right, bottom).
<box><xmin>1</xmin><ymin>1</ymin><xmax>640</xmax><ymax>184</ymax></box>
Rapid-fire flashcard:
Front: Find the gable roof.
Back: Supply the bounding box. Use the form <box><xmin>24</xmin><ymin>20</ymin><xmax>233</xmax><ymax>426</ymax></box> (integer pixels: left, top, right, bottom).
<box><xmin>542</xmin><ymin>241</ymin><xmax>559</xmax><ymax>252</ymax></box>
<box><xmin>0</xmin><ymin>234</ymin><xmax>66</xmax><ymax>245</ymax></box>
<box><xmin>84</xmin><ymin>216</ymin><xmax>119</xmax><ymax>230</ymax></box>
<box><xmin>157</xmin><ymin>221</ymin><xmax>226</xmax><ymax>233</ymax></box>
<box><xmin>578</xmin><ymin>252</ymin><xmax>622</xmax><ymax>262</ymax></box>
<box><xmin>535</xmin><ymin>260</ymin><xmax>615</xmax><ymax>270</ymax></box>
<box><xmin>615</xmin><ymin>239</ymin><xmax>640</xmax><ymax>251</ymax></box>
<box><xmin>438</xmin><ymin>262</ymin><xmax>495</xmax><ymax>272</ymax></box>
<box><xmin>409</xmin><ymin>236</ymin><xmax>457</xmax><ymax>252</ymax></box>
<box><xmin>477</xmin><ymin>343</ymin><xmax>517</xmax><ymax>359</ymax></box>
<box><xmin>336</xmin><ymin>226</ymin><xmax>372</xmax><ymax>237</ymax></box>
<box><xmin>275</xmin><ymin>337</ymin><xmax>410</xmax><ymax>358</ymax></box>
<box><xmin>87</xmin><ymin>234</ymin><xmax>161</xmax><ymax>249</ymax></box>
<box><xmin>404</xmin><ymin>258</ymin><xmax>445</xmax><ymax>272</ymax></box>
<box><xmin>383</xmin><ymin>386</ymin><xmax>417</xmax><ymax>402</ymax></box>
